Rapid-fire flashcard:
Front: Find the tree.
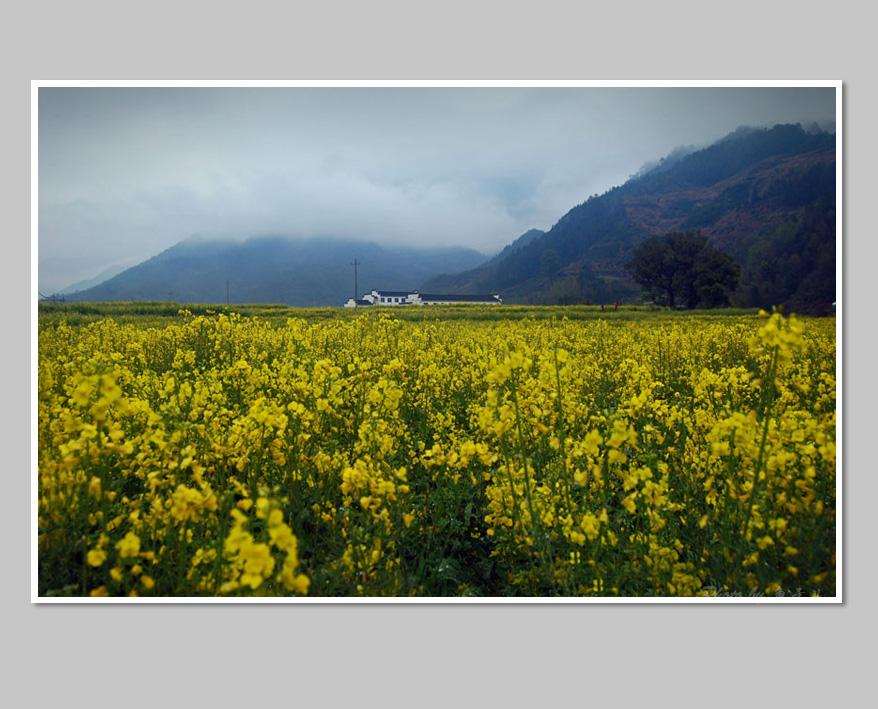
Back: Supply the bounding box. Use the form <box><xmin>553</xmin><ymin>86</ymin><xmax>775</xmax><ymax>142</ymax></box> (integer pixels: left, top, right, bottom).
<box><xmin>626</xmin><ymin>231</ymin><xmax>740</xmax><ymax>308</ymax></box>
<box><xmin>693</xmin><ymin>245</ymin><xmax>741</xmax><ymax>307</ymax></box>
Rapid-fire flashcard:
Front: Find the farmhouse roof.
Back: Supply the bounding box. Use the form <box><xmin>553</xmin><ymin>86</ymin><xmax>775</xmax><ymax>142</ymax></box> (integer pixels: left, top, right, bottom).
<box><xmin>419</xmin><ymin>293</ymin><xmax>500</xmax><ymax>302</ymax></box>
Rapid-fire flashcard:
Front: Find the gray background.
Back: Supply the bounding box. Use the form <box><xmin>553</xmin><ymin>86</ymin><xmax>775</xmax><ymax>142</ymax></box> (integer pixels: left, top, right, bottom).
<box><xmin>8</xmin><ymin>1</ymin><xmax>865</xmax><ymax>705</ymax></box>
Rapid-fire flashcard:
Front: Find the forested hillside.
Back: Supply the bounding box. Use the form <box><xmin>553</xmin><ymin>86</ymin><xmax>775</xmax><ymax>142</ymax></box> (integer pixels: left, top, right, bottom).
<box><xmin>421</xmin><ymin>123</ymin><xmax>836</xmax><ymax>313</ymax></box>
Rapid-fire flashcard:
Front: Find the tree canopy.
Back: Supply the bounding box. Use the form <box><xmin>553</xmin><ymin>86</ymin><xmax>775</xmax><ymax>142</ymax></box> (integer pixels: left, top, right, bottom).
<box><xmin>626</xmin><ymin>231</ymin><xmax>740</xmax><ymax>309</ymax></box>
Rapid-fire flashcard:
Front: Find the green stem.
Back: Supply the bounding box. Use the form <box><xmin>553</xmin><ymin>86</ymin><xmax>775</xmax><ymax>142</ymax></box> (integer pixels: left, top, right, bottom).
<box><xmin>553</xmin><ymin>351</ymin><xmax>574</xmax><ymax>515</ymax></box>
<box><xmin>501</xmin><ymin>449</ymin><xmax>521</xmax><ymax>536</ymax></box>
<box><xmin>737</xmin><ymin>346</ymin><xmax>778</xmax><ymax>586</ymax></box>
<box><xmin>510</xmin><ymin>382</ymin><xmax>543</xmax><ymax>562</ymax></box>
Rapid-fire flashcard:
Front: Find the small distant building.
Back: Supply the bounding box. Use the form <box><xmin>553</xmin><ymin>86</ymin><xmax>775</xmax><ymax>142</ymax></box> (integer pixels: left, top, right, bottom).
<box><xmin>344</xmin><ymin>289</ymin><xmax>502</xmax><ymax>307</ymax></box>
<box><xmin>366</xmin><ymin>290</ymin><xmax>418</xmax><ymax>306</ymax></box>
<box><xmin>417</xmin><ymin>292</ymin><xmax>502</xmax><ymax>305</ymax></box>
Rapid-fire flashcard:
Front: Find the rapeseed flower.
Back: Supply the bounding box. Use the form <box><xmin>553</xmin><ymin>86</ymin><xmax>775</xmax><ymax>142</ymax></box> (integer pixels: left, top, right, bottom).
<box><xmin>115</xmin><ymin>532</ymin><xmax>141</xmax><ymax>559</ymax></box>
<box><xmin>87</xmin><ymin>548</ymin><xmax>107</xmax><ymax>567</ymax></box>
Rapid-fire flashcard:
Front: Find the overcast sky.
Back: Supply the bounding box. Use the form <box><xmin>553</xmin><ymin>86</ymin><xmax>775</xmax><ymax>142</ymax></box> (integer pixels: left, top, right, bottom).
<box><xmin>36</xmin><ymin>83</ymin><xmax>837</xmax><ymax>295</ymax></box>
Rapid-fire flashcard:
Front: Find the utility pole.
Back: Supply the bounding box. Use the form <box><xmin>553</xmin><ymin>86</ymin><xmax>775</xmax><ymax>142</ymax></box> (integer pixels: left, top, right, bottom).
<box><xmin>226</xmin><ymin>280</ymin><xmax>230</xmax><ymax>305</ymax></box>
<box><xmin>351</xmin><ymin>259</ymin><xmax>359</xmax><ymax>303</ymax></box>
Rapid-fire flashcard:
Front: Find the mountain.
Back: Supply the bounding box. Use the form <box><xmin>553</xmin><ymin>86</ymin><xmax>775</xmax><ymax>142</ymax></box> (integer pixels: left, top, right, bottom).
<box><xmin>421</xmin><ymin>123</ymin><xmax>836</xmax><ymax>314</ymax></box>
<box><xmin>66</xmin><ymin>236</ymin><xmax>489</xmax><ymax>307</ymax></box>
<box><xmin>422</xmin><ymin>228</ymin><xmax>545</xmax><ymax>294</ymax></box>
<box><xmin>59</xmin><ymin>260</ymin><xmax>140</xmax><ymax>295</ymax></box>
<box><xmin>489</xmin><ymin>228</ymin><xmax>546</xmax><ymax>262</ymax></box>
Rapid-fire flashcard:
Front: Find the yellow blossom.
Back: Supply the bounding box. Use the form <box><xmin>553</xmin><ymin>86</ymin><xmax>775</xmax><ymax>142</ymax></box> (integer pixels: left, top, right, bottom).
<box><xmin>87</xmin><ymin>548</ymin><xmax>107</xmax><ymax>567</ymax></box>
<box><xmin>115</xmin><ymin>532</ymin><xmax>141</xmax><ymax>559</ymax></box>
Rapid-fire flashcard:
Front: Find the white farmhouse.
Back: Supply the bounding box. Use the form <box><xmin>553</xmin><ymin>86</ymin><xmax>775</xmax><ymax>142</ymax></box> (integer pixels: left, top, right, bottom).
<box><xmin>344</xmin><ymin>289</ymin><xmax>502</xmax><ymax>307</ymax></box>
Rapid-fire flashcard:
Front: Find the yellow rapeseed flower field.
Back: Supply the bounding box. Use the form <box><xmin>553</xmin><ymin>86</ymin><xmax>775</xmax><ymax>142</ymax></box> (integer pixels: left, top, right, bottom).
<box><xmin>37</xmin><ymin>304</ymin><xmax>836</xmax><ymax>598</ymax></box>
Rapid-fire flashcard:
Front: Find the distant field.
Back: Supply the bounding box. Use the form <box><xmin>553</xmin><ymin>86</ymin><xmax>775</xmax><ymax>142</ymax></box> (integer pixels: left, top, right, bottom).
<box><xmin>36</xmin><ymin>300</ymin><xmax>767</xmax><ymax>324</ymax></box>
<box><xmin>36</xmin><ymin>303</ymin><xmax>837</xmax><ymax>597</ymax></box>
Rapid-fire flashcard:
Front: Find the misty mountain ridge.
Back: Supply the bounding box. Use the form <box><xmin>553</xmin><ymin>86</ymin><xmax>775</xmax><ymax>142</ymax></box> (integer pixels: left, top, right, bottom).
<box><xmin>58</xmin><ymin>261</ymin><xmax>137</xmax><ymax>295</ymax></box>
<box><xmin>488</xmin><ymin>228</ymin><xmax>546</xmax><ymax>262</ymax></box>
<box><xmin>628</xmin><ymin>121</ymin><xmax>834</xmax><ymax>183</ymax></box>
<box><xmin>65</xmin><ymin>234</ymin><xmax>490</xmax><ymax>307</ymax></box>
<box><xmin>421</xmin><ymin>122</ymin><xmax>836</xmax><ymax>314</ymax></box>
